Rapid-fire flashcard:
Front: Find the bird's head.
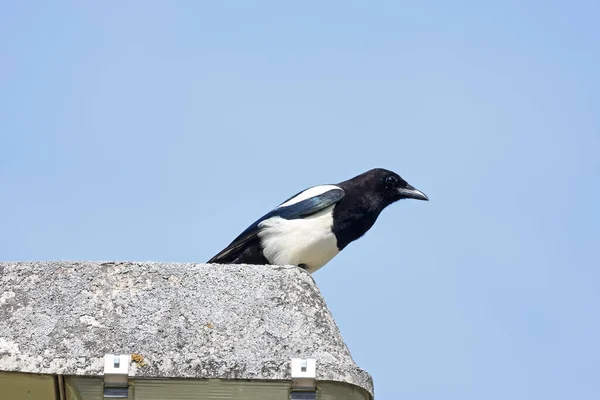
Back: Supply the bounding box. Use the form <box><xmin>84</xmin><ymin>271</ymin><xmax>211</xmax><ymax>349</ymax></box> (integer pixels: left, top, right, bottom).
<box><xmin>351</xmin><ymin>168</ymin><xmax>429</xmax><ymax>207</ymax></box>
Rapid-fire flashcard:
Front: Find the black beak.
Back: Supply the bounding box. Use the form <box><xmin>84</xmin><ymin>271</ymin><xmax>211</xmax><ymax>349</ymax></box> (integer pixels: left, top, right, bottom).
<box><xmin>398</xmin><ymin>184</ymin><xmax>429</xmax><ymax>201</ymax></box>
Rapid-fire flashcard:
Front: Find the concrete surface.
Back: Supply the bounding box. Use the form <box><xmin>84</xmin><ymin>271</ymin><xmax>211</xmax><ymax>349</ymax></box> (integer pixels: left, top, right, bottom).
<box><xmin>0</xmin><ymin>261</ymin><xmax>373</xmax><ymax>395</ymax></box>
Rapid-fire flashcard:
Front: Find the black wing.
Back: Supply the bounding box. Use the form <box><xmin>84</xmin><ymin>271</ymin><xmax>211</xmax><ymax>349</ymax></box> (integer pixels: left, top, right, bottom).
<box><xmin>207</xmin><ymin>187</ymin><xmax>345</xmax><ymax>263</ymax></box>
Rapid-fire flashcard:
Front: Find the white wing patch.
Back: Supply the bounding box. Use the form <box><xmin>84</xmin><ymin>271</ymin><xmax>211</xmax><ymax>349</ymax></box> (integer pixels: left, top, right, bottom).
<box><xmin>257</xmin><ymin>206</ymin><xmax>339</xmax><ymax>273</ymax></box>
<box><xmin>277</xmin><ymin>185</ymin><xmax>341</xmax><ymax>208</ymax></box>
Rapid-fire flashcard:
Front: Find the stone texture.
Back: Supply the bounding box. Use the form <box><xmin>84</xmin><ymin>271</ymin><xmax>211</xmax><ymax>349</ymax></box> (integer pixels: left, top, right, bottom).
<box><xmin>0</xmin><ymin>261</ymin><xmax>373</xmax><ymax>395</ymax></box>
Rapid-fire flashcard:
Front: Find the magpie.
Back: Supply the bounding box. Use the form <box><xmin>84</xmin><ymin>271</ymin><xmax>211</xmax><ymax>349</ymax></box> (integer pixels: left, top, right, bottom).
<box><xmin>207</xmin><ymin>168</ymin><xmax>428</xmax><ymax>273</ymax></box>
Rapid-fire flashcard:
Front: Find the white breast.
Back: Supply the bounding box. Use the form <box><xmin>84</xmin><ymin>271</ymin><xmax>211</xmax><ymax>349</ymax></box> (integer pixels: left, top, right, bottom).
<box><xmin>257</xmin><ymin>206</ymin><xmax>340</xmax><ymax>273</ymax></box>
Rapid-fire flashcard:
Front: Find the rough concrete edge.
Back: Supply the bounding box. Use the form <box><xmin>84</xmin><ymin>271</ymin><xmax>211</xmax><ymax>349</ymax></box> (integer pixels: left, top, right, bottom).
<box><xmin>0</xmin><ymin>260</ymin><xmax>375</xmax><ymax>396</ymax></box>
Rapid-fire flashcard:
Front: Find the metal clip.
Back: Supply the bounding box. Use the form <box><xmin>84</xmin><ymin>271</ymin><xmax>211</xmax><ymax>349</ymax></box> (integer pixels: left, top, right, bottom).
<box><xmin>103</xmin><ymin>354</ymin><xmax>130</xmax><ymax>398</ymax></box>
<box><xmin>291</xmin><ymin>358</ymin><xmax>316</xmax><ymax>391</ymax></box>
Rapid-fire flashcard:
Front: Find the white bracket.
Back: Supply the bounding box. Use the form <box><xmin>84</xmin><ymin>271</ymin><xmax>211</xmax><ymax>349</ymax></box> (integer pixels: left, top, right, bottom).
<box><xmin>103</xmin><ymin>354</ymin><xmax>130</xmax><ymax>398</ymax></box>
<box><xmin>291</xmin><ymin>358</ymin><xmax>316</xmax><ymax>391</ymax></box>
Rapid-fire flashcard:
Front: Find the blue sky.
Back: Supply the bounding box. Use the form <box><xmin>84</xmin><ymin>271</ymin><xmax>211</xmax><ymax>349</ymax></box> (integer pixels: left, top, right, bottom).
<box><xmin>1</xmin><ymin>2</ymin><xmax>599</xmax><ymax>399</ymax></box>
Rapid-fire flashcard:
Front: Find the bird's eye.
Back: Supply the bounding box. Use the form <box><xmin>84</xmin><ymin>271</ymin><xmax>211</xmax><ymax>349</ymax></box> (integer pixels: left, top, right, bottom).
<box><xmin>385</xmin><ymin>176</ymin><xmax>398</xmax><ymax>185</ymax></box>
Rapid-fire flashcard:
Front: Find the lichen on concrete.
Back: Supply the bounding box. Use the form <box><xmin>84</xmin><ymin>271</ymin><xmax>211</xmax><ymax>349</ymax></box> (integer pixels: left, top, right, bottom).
<box><xmin>0</xmin><ymin>261</ymin><xmax>373</xmax><ymax>395</ymax></box>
